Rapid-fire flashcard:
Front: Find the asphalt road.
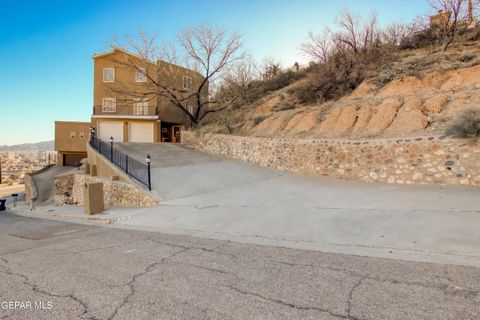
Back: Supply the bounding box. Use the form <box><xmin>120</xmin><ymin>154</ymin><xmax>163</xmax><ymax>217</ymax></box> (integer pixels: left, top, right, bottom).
<box><xmin>0</xmin><ymin>213</ymin><xmax>479</xmax><ymax>320</ymax></box>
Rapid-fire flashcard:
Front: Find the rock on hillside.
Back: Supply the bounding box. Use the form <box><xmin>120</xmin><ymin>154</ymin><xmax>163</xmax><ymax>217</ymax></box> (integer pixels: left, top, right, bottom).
<box><xmin>235</xmin><ymin>64</ymin><xmax>480</xmax><ymax>139</ymax></box>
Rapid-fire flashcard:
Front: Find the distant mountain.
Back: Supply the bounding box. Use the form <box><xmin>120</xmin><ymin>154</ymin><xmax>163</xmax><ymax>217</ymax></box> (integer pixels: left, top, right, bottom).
<box><xmin>0</xmin><ymin>140</ymin><xmax>54</xmax><ymax>152</ymax></box>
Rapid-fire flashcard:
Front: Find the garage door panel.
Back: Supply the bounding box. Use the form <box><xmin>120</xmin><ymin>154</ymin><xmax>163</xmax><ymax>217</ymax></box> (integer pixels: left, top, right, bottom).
<box><xmin>129</xmin><ymin>123</ymin><xmax>154</xmax><ymax>143</ymax></box>
<box><xmin>98</xmin><ymin>122</ymin><xmax>124</xmax><ymax>142</ymax></box>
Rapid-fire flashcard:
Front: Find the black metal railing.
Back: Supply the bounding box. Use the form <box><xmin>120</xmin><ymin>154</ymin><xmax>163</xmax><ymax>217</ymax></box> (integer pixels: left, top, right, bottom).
<box><xmin>89</xmin><ymin>135</ymin><xmax>152</xmax><ymax>190</ymax></box>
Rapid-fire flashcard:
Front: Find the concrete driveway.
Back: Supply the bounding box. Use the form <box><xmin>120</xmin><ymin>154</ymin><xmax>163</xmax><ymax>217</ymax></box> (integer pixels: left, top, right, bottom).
<box><xmin>95</xmin><ymin>143</ymin><xmax>480</xmax><ymax>266</ymax></box>
<box><xmin>31</xmin><ymin>165</ymin><xmax>73</xmax><ymax>205</ymax></box>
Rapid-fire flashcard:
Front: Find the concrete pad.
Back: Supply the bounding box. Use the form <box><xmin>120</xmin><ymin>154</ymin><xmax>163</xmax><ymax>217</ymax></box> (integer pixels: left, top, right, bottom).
<box><xmin>33</xmin><ymin>143</ymin><xmax>480</xmax><ymax>267</ymax></box>
<box><xmin>31</xmin><ymin>165</ymin><xmax>73</xmax><ymax>205</ymax></box>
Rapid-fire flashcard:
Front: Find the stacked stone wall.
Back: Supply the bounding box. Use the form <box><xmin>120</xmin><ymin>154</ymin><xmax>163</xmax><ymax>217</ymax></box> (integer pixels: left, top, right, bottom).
<box><xmin>54</xmin><ymin>172</ymin><xmax>158</xmax><ymax>207</ymax></box>
<box><xmin>182</xmin><ymin>132</ymin><xmax>480</xmax><ymax>186</ymax></box>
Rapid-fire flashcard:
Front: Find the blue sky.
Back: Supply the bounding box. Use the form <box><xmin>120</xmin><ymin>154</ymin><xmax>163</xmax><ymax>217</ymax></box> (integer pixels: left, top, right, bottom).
<box><xmin>0</xmin><ymin>0</ymin><xmax>430</xmax><ymax>145</ymax></box>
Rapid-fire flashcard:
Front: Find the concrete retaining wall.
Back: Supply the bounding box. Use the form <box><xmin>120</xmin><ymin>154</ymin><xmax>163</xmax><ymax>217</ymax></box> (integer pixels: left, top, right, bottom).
<box><xmin>86</xmin><ymin>143</ymin><xmax>140</xmax><ymax>186</ymax></box>
<box><xmin>181</xmin><ymin>132</ymin><xmax>480</xmax><ymax>187</ymax></box>
<box><xmin>24</xmin><ymin>164</ymin><xmax>55</xmax><ymax>204</ymax></box>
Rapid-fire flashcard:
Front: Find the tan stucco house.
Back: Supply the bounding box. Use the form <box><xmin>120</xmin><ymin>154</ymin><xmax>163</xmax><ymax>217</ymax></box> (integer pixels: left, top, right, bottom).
<box><xmin>91</xmin><ymin>48</ymin><xmax>204</xmax><ymax>143</ymax></box>
<box><xmin>55</xmin><ymin>121</ymin><xmax>90</xmax><ymax>166</ymax></box>
<box><xmin>54</xmin><ymin>48</ymin><xmax>205</xmax><ymax>165</ymax></box>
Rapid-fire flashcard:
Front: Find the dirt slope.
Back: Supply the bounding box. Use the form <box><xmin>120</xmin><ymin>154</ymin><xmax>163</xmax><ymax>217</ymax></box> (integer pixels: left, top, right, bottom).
<box><xmin>200</xmin><ymin>42</ymin><xmax>480</xmax><ymax>139</ymax></box>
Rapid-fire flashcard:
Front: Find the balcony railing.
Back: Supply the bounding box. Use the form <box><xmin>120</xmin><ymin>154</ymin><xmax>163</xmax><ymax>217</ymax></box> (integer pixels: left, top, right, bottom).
<box><xmin>93</xmin><ymin>105</ymin><xmax>158</xmax><ymax>116</ymax></box>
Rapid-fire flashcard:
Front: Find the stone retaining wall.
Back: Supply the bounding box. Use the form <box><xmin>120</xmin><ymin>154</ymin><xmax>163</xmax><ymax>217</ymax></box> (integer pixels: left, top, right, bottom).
<box><xmin>54</xmin><ymin>171</ymin><xmax>158</xmax><ymax>207</ymax></box>
<box><xmin>181</xmin><ymin>132</ymin><xmax>480</xmax><ymax>186</ymax></box>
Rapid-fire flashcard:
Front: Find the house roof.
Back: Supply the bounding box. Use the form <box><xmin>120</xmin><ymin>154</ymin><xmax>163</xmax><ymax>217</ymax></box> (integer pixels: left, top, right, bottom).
<box><xmin>92</xmin><ymin>46</ymin><xmax>204</xmax><ymax>79</ymax></box>
<box><xmin>92</xmin><ymin>46</ymin><xmax>147</xmax><ymax>61</ymax></box>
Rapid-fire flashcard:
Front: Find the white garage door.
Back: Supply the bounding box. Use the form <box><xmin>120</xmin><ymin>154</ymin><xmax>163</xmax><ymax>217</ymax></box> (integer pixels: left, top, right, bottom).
<box><xmin>129</xmin><ymin>122</ymin><xmax>154</xmax><ymax>143</ymax></box>
<box><xmin>98</xmin><ymin>122</ymin><xmax>124</xmax><ymax>142</ymax></box>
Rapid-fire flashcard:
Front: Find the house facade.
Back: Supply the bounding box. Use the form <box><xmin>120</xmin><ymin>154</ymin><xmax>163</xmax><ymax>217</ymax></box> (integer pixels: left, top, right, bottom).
<box><xmin>55</xmin><ymin>121</ymin><xmax>91</xmax><ymax>166</ymax></box>
<box><xmin>91</xmin><ymin>48</ymin><xmax>204</xmax><ymax>143</ymax></box>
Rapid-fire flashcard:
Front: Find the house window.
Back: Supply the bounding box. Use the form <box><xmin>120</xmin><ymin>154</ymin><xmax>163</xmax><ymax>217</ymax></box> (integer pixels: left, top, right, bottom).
<box><xmin>103</xmin><ymin>68</ymin><xmax>115</xmax><ymax>82</ymax></box>
<box><xmin>135</xmin><ymin>68</ymin><xmax>147</xmax><ymax>82</ymax></box>
<box><xmin>79</xmin><ymin>132</ymin><xmax>85</xmax><ymax>139</ymax></box>
<box><xmin>182</xmin><ymin>76</ymin><xmax>192</xmax><ymax>90</ymax></box>
<box><xmin>187</xmin><ymin>105</ymin><xmax>194</xmax><ymax>115</ymax></box>
<box><xmin>133</xmin><ymin>98</ymin><xmax>149</xmax><ymax>115</ymax></box>
<box><xmin>70</xmin><ymin>132</ymin><xmax>76</xmax><ymax>139</ymax></box>
<box><xmin>102</xmin><ymin>98</ymin><xmax>116</xmax><ymax>112</ymax></box>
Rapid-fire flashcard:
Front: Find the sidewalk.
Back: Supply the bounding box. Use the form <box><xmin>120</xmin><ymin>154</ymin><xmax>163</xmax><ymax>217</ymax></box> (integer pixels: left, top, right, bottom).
<box><xmin>9</xmin><ymin>177</ymin><xmax>480</xmax><ymax>268</ymax></box>
<box><xmin>7</xmin><ymin>144</ymin><xmax>480</xmax><ymax>268</ymax></box>
<box><xmin>8</xmin><ymin>203</ymin><xmax>119</xmax><ymax>224</ymax></box>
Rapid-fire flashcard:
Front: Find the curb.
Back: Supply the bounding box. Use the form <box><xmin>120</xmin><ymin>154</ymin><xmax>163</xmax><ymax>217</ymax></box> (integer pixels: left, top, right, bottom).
<box><xmin>10</xmin><ymin>208</ymin><xmax>115</xmax><ymax>224</ymax></box>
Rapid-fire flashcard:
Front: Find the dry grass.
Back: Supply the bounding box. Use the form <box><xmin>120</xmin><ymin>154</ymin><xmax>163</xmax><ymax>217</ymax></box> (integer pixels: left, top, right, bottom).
<box><xmin>445</xmin><ymin>107</ymin><xmax>480</xmax><ymax>138</ymax></box>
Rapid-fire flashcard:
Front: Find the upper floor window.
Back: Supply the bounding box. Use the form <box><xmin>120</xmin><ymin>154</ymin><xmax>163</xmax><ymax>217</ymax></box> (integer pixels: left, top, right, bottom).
<box><xmin>133</xmin><ymin>98</ymin><xmax>149</xmax><ymax>115</ymax></box>
<box><xmin>70</xmin><ymin>132</ymin><xmax>76</xmax><ymax>139</ymax></box>
<box><xmin>182</xmin><ymin>76</ymin><xmax>192</xmax><ymax>90</ymax></box>
<box><xmin>79</xmin><ymin>132</ymin><xmax>85</xmax><ymax>139</ymax></box>
<box><xmin>102</xmin><ymin>98</ymin><xmax>116</xmax><ymax>112</ymax></box>
<box><xmin>103</xmin><ymin>68</ymin><xmax>115</xmax><ymax>82</ymax></box>
<box><xmin>135</xmin><ymin>68</ymin><xmax>147</xmax><ymax>82</ymax></box>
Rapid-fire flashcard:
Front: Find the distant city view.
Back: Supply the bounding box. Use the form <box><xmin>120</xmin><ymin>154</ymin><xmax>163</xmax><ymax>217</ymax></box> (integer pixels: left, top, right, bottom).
<box><xmin>0</xmin><ymin>149</ymin><xmax>56</xmax><ymax>197</ymax></box>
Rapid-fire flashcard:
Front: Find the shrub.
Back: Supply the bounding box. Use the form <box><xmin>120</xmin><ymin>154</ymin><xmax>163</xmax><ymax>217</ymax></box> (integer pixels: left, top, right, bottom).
<box><xmin>445</xmin><ymin>108</ymin><xmax>480</xmax><ymax>138</ymax></box>
<box><xmin>252</xmin><ymin>115</ymin><xmax>267</xmax><ymax>126</ymax></box>
<box><xmin>291</xmin><ymin>46</ymin><xmax>397</xmax><ymax>104</ymax></box>
<box><xmin>272</xmin><ymin>103</ymin><xmax>294</xmax><ymax>112</ymax></box>
<box><xmin>399</xmin><ymin>28</ymin><xmax>442</xmax><ymax>50</ymax></box>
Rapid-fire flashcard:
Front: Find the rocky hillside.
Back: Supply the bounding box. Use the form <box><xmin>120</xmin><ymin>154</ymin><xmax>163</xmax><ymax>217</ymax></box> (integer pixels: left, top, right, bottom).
<box><xmin>201</xmin><ymin>40</ymin><xmax>480</xmax><ymax>140</ymax></box>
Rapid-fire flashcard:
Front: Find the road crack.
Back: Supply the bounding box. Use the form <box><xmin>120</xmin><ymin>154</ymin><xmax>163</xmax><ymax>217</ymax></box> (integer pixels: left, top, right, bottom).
<box><xmin>106</xmin><ymin>247</ymin><xmax>190</xmax><ymax>320</ymax></box>
<box><xmin>266</xmin><ymin>259</ymin><xmax>480</xmax><ymax>299</ymax></box>
<box><xmin>223</xmin><ymin>285</ymin><xmax>362</xmax><ymax>320</ymax></box>
<box><xmin>147</xmin><ymin>238</ymin><xmax>235</xmax><ymax>258</ymax></box>
<box><xmin>187</xmin><ymin>263</ymin><xmax>230</xmax><ymax>274</ymax></box>
<box><xmin>0</xmin><ymin>268</ymin><xmax>93</xmax><ymax>319</ymax></box>
<box><xmin>346</xmin><ymin>274</ymin><xmax>368</xmax><ymax>319</ymax></box>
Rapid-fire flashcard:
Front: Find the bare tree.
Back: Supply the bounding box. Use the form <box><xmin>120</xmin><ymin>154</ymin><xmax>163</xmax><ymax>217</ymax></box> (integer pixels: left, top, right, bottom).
<box><xmin>429</xmin><ymin>0</ymin><xmax>479</xmax><ymax>51</ymax></box>
<box><xmin>214</xmin><ymin>53</ymin><xmax>258</xmax><ymax>108</ymax></box>
<box><xmin>334</xmin><ymin>9</ymin><xmax>361</xmax><ymax>52</ymax></box>
<box><xmin>331</xmin><ymin>9</ymin><xmax>380</xmax><ymax>53</ymax></box>
<box><xmin>108</xmin><ymin>24</ymin><xmax>245</xmax><ymax>128</ymax></box>
<box><xmin>361</xmin><ymin>11</ymin><xmax>380</xmax><ymax>48</ymax></box>
<box><xmin>300</xmin><ymin>29</ymin><xmax>332</xmax><ymax>62</ymax></box>
<box><xmin>381</xmin><ymin>22</ymin><xmax>411</xmax><ymax>45</ymax></box>
<box><xmin>222</xmin><ymin>54</ymin><xmax>258</xmax><ymax>88</ymax></box>
<box><xmin>261</xmin><ymin>57</ymin><xmax>282</xmax><ymax>80</ymax></box>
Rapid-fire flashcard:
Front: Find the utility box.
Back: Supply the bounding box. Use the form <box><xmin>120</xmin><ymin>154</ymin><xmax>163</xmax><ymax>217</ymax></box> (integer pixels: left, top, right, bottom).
<box><xmin>84</xmin><ymin>182</ymin><xmax>104</xmax><ymax>215</ymax></box>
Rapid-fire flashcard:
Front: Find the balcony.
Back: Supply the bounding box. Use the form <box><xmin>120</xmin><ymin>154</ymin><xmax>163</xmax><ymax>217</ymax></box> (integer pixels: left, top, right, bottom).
<box><xmin>93</xmin><ymin>105</ymin><xmax>158</xmax><ymax>116</ymax></box>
